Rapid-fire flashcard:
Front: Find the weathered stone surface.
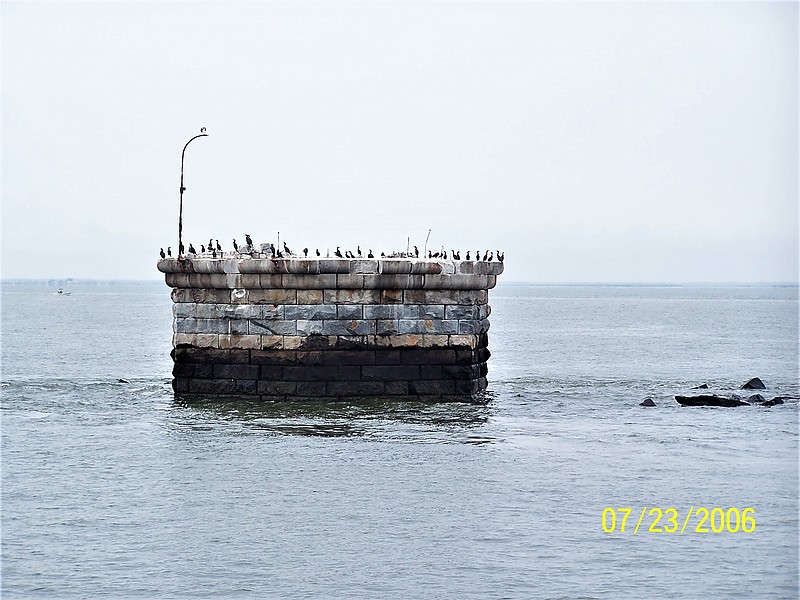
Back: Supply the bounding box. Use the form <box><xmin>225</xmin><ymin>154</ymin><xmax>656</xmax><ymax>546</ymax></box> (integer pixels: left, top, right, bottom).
<box><xmin>296</xmin><ymin>320</ymin><xmax>324</xmax><ymax>336</ymax></box>
<box><xmin>163</xmin><ymin>255</ymin><xmax>499</xmax><ymax>402</ymax></box>
<box><xmin>285</xmin><ymin>304</ymin><xmax>337</xmax><ymax>321</ymax></box>
<box><xmin>297</xmin><ymin>290</ymin><xmax>324</xmax><ymax>304</ymax></box>
<box><xmin>640</xmin><ymin>398</ymin><xmax>657</xmax><ymax>407</ymax></box>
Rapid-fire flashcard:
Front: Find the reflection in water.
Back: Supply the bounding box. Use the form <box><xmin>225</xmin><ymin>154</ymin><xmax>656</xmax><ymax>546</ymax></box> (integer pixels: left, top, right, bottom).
<box><xmin>171</xmin><ymin>394</ymin><xmax>493</xmax><ymax>440</ymax></box>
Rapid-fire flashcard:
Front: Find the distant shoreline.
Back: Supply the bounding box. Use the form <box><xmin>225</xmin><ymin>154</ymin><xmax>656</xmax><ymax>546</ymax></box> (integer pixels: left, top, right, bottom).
<box><xmin>2</xmin><ymin>279</ymin><xmax>798</xmax><ymax>288</ymax></box>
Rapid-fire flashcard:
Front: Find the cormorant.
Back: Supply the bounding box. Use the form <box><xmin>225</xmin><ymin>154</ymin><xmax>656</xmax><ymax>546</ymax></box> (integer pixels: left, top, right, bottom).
<box><xmin>498</xmin><ymin>252</ymin><xmax>505</xmax><ymax>263</ymax></box>
<box><xmin>488</xmin><ymin>251</ymin><xmax>494</xmax><ymax>262</ymax></box>
<box><xmin>482</xmin><ymin>251</ymin><xmax>489</xmax><ymax>261</ymax></box>
<box><xmin>159</xmin><ymin>248</ymin><xmax>165</xmax><ymax>259</ymax></box>
<box><xmin>167</xmin><ymin>247</ymin><xmax>172</xmax><ymax>257</ymax></box>
<box><xmin>233</xmin><ymin>239</ymin><xmax>239</xmax><ymax>252</ymax></box>
<box><xmin>216</xmin><ymin>240</ymin><xmax>222</xmax><ymax>252</ymax></box>
<box><xmin>357</xmin><ymin>246</ymin><xmax>362</xmax><ymax>257</ymax></box>
<box><xmin>212</xmin><ymin>249</ymin><xmax>217</xmax><ymax>258</ymax></box>
<box><xmin>188</xmin><ymin>243</ymin><xmax>197</xmax><ymax>254</ymax></box>
<box><xmin>367</xmin><ymin>249</ymin><xmax>374</xmax><ymax>258</ymax></box>
<box><xmin>428</xmin><ymin>251</ymin><xmax>432</xmax><ymax>258</ymax></box>
<box><xmin>414</xmin><ymin>245</ymin><xmax>419</xmax><ymax>258</ymax></box>
<box><xmin>316</xmin><ymin>249</ymin><xmax>321</xmax><ymax>257</ymax></box>
<box><xmin>201</xmin><ymin>244</ymin><xmax>206</xmax><ymax>253</ymax></box>
<box><xmin>381</xmin><ymin>252</ymin><xmax>385</xmax><ymax>258</ymax></box>
<box><xmin>442</xmin><ymin>250</ymin><xmax>447</xmax><ymax>260</ymax></box>
<box><xmin>179</xmin><ymin>243</ymin><xmax>184</xmax><ymax>255</ymax></box>
<box><xmin>466</xmin><ymin>251</ymin><xmax>470</xmax><ymax>260</ymax></box>
<box><xmin>303</xmin><ymin>248</ymin><xmax>308</xmax><ymax>257</ymax></box>
<box><xmin>245</xmin><ymin>234</ymin><xmax>253</xmax><ymax>248</ymax></box>
<box><xmin>283</xmin><ymin>242</ymin><xmax>292</xmax><ymax>255</ymax></box>
<box><xmin>270</xmin><ymin>243</ymin><xmax>276</xmax><ymax>257</ymax></box>
<box><xmin>335</xmin><ymin>247</ymin><xmax>343</xmax><ymax>258</ymax></box>
<box><xmin>208</xmin><ymin>239</ymin><xmax>213</xmax><ymax>251</ymax></box>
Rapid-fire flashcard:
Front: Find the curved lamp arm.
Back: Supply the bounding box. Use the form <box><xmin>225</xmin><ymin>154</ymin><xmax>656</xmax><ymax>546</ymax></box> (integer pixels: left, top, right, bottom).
<box><xmin>178</xmin><ymin>129</ymin><xmax>209</xmax><ymax>260</ymax></box>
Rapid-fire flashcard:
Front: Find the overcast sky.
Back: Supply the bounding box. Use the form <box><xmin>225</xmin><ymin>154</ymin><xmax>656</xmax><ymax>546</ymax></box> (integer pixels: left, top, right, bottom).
<box><xmin>2</xmin><ymin>1</ymin><xmax>797</xmax><ymax>283</ymax></box>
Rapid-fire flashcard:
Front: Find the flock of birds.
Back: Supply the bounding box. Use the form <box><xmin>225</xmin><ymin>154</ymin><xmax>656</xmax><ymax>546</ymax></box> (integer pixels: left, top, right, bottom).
<box><xmin>160</xmin><ymin>235</ymin><xmax>505</xmax><ymax>263</ymax></box>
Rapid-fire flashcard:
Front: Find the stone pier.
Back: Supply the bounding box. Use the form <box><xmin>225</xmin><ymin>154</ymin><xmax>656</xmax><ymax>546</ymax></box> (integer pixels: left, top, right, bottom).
<box><xmin>157</xmin><ymin>256</ymin><xmax>503</xmax><ymax>403</ymax></box>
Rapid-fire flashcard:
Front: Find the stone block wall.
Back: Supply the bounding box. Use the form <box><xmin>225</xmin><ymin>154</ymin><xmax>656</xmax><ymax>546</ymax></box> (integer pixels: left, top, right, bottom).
<box><xmin>158</xmin><ymin>257</ymin><xmax>503</xmax><ymax>403</ymax></box>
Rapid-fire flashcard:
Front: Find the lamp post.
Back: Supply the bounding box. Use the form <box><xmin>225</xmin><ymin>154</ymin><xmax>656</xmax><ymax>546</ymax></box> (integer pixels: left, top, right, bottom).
<box><xmin>178</xmin><ymin>128</ymin><xmax>209</xmax><ymax>260</ymax></box>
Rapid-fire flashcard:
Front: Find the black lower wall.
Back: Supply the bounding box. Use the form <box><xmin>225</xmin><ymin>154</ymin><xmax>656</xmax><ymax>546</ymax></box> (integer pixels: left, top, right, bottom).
<box><xmin>171</xmin><ymin>345</ymin><xmax>490</xmax><ymax>403</ymax></box>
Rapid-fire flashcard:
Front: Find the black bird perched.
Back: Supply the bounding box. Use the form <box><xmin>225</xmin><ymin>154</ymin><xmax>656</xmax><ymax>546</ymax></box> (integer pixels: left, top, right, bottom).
<box><xmin>201</xmin><ymin>245</ymin><xmax>206</xmax><ymax>253</ymax></box>
<box><xmin>488</xmin><ymin>251</ymin><xmax>494</xmax><ymax>262</ymax></box>
<box><xmin>233</xmin><ymin>239</ymin><xmax>239</xmax><ymax>253</ymax></box>
<box><xmin>357</xmin><ymin>246</ymin><xmax>362</xmax><ymax>257</ymax></box>
<box><xmin>216</xmin><ymin>240</ymin><xmax>222</xmax><ymax>252</ymax></box>
<box><xmin>482</xmin><ymin>251</ymin><xmax>489</xmax><ymax>261</ymax></box>
<box><xmin>270</xmin><ymin>243</ymin><xmax>276</xmax><ymax>257</ymax></box>
<box><xmin>442</xmin><ymin>250</ymin><xmax>447</xmax><ymax>260</ymax></box>
<box><xmin>208</xmin><ymin>239</ymin><xmax>213</xmax><ymax>251</ymax></box>
<box><xmin>414</xmin><ymin>245</ymin><xmax>419</xmax><ymax>258</ymax></box>
<box><xmin>367</xmin><ymin>249</ymin><xmax>374</xmax><ymax>258</ymax></box>
<box><xmin>335</xmin><ymin>247</ymin><xmax>343</xmax><ymax>258</ymax></box>
<box><xmin>212</xmin><ymin>249</ymin><xmax>217</xmax><ymax>258</ymax></box>
<box><xmin>303</xmin><ymin>248</ymin><xmax>308</xmax><ymax>257</ymax></box>
<box><xmin>428</xmin><ymin>250</ymin><xmax>432</xmax><ymax>258</ymax></box>
<box><xmin>167</xmin><ymin>247</ymin><xmax>172</xmax><ymax>257</ymax></box>
<box><xmin>465</xmin><ymin>251</ymin><xmax>470</xmax><ymax>261</ymax></box>
<box><xmin>179</xmin><ymin>243</ymin><xmax>185</xmax><ymax>255</ymax></box>
<box><xmin>188</xmin><ymin>243</ymin><xmax>197</xmax><ymax>255</ymax></box>
<box><xmin>283</xmin><ymin>242</ymin><xmax>292</xmax><ymax>256</ymax></box>
<box><xmin>159</xmin><ymin>248</ymin><xmax>166</xmax><ymax>259</ymax></box>
<box><xmin>453</xmin><ymin>250</ymin><xmax>460</xmax><ymax>260</ymax></box>
<box><xmin>381</xmin><ymin>252</ymin><xmax>385</xmax><ymax>258</ymax></box>
<box><xmin>316</xmin><ymin>249</ymin><xmax>321</xmax><ymax>257</ymax></box>
<box><xmin>498</xmin><ymin>251</ymin><xmax>505</xmax><ymax>263</ymax></box>
<box><xmin>245</xmin><ymin>234</ymin><xmax>253</xmax><ymax>248</ymax></box>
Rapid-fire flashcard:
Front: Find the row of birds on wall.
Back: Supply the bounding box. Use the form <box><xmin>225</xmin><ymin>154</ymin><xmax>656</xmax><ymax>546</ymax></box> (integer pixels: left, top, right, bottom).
<box><xmin>160</xmin><ymin>236</ymin><xmax>505</xmax><ymax>262</ymax></box>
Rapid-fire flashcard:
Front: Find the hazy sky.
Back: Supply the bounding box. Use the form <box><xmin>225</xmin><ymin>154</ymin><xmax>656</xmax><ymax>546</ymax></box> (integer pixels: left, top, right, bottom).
<box><xmin>2</xmin><ymin>1</ymin><xmax>797</xmax><ymax>282</ymax></box>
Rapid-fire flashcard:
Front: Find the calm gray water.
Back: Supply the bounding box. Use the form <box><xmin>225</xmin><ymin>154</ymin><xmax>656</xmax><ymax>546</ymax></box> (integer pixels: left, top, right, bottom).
<box><xmin>2</xmin><ymin>282</ymin><xmax>798</xmax><ymax>599</ymax></box>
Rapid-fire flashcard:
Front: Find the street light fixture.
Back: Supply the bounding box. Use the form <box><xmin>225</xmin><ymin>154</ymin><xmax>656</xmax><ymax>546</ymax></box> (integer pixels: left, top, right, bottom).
<box><xmin>178</xmin><ymin>127</ymin><xmax>209</xmax><ymax>260</ymax></box>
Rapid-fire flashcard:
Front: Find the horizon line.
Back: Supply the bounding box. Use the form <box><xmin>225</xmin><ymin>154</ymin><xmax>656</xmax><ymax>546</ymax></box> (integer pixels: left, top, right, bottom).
<box><xmin>1</xmin><ymin>278</ymin><xmax>798</xmax><ymax>287</ymax></box>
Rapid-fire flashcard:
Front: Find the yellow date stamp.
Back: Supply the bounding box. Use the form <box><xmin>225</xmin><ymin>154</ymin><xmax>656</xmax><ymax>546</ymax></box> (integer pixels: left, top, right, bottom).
<box><xmin>601</xmin><ymin>507</ymin><xmax>756</xmax><ymax>534</ymax></box>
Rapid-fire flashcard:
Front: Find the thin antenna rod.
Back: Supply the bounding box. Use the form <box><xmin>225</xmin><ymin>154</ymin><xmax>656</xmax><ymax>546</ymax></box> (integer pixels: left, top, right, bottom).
<box><xmin>424</xmin><ymin>229</ymin><xmax>432</xmax><ymax>257</ymax></box>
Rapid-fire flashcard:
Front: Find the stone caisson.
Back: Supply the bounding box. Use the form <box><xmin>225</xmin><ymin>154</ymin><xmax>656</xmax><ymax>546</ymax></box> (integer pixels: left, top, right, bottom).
<box><xmin>158</xmin><ymin>257</ymin><xmax>503</xmax><ymax>403</ymax></box>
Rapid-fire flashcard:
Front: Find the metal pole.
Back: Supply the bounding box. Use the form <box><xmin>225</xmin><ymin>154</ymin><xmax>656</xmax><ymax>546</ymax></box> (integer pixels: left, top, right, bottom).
<box><xmin>178</xmin><ymin>129</ymin><xmax>209</xmax><ymax>260</ymax></box>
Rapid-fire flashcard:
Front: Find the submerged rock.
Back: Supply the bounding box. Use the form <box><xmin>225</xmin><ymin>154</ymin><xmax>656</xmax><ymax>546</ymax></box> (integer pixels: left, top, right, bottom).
<box><xmin>748</xmin><ymin>393</ymin><xmax>766</xmax><ymax>403</ymax></box>
<box><xmin>761</xmin><ymin>397</ymin><xmax>785</xmax><ymax>407</ymax></box>
<box><xmin>692</xmin><ymin>384</ymin><xmax>709</xmax><ymax>389</ymax></box>
<box><xmin>741</xmin><ymin>377</ymin><xmax>766</xmax><ymax>390</ymax></box>
<box><xmin>118</xmin><ymin>378</ymin><xmax>131</xmax><ymax>384</ymax></box>
<box><xmin>675</xmin><ymin>395</ymin><xmax>749</xmax><ymax>407</ymax></box>
<box><xmin>640</xmin><ymin>398</ymin><xmax>656</xmax><ymax>407</ymax></box>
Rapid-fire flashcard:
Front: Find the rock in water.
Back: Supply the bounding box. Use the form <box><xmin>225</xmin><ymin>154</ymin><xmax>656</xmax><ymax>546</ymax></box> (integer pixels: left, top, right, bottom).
<box><xmin>762</xmin><ymin>397</ymin><xmax>785</xmax><ymax>407</ymax></box>
<box><xmin>675</xmin><ymin>395</ymin><xmax>750</xmax><ymax>407</ymax></box>
<box><xmin>118</xmin><ymin>378</ymin><xmax>130</xmax><ymax>384</ymax></box>
<box><xmin>640</xmin><ymin>398</ymin><xmax>656</xmax><ymax>407</ymax></box>
<box><xmin>692</xmin><ymin>384</ymin><xmax>709</xmax><ymax>389</ymax></box>
<box><xmin>748</xmin><ymin>394</ymin><xmax>766</xmax><ymax>403</ymax></box>
<box><xmin>741</xmin><ymin>377</ymin><xmax>766</xmax><ymax>390</ymax></box>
